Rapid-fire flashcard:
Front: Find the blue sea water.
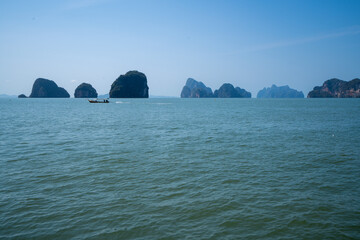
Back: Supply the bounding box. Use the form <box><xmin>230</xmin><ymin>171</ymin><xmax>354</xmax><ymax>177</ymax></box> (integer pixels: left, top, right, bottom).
<box><xmin>0</xmin><ymin>98</ymin><xmax>359</xmax><ymax>239</ymax></box>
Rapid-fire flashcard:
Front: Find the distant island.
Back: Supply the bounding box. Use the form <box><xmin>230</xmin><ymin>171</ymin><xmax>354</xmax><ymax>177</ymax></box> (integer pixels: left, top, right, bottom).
<box><xmin>74</xmin><ymin>83</ymin><xmax>98</xmax><ymax>98</ymax></box>
<box><xmin>257</xmin><ymin>85</ymin><xmax>304</xmax><ymax>98</ymax></box>
<box><xmin>15</xmin><ymin>71</ymin><xmax>149</xmax><ymax>99</ymax></box>
<box><xmin>28</xmin><ymin>78</ymin><xmax>70</xmax><ymax>98</ymax></box>
<box><xmin>180</xmin><ymin>78</ymin><xmax>251</xmax><ymax>98</ymax></box>
<box><xmin>214</xmin><ymin>83</ymin><xmax>251</xmax><ymax>98</ymax></box>
<box><xmin>9</xmin><ymin>74</ymin><xmax>360</xmax><ymax>99</ymax></box>
<box><xmin>98</xmin><ymin>93</ymin><xmax>109</xmax><ymax>99</ymax></box>
<box><xmin>181</xmin><ymin>78</ymin><xmax>213</xmax><ymax>98</ymax></box>
<box><xmin>1</xmin><ymin>94</ymin><xmax>16</xmax><ymax>98</ymax></box>
<box><xmin>307</xmin><ymin>78</ymin><xmax>360</xmax><ymax>98</ymax></box>
<box><xmin>110</xmin><ymin>71</ymin><xmax>149</xmax><ymax>98</ymax></box>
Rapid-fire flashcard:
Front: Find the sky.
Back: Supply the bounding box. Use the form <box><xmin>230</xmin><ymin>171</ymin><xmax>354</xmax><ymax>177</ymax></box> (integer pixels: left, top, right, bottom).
<box><xmin>1</xmin><ymin>0</ymin><xmax>360</xmax><ymax>97</ymax></box>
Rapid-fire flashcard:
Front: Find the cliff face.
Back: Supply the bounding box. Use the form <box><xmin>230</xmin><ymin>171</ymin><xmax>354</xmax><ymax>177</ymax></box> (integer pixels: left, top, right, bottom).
<box><xmin>308</xmin><ymin>78</ymin><xmax>360</xmax><ymax>98</ymax></box>
<box><xmin>257</xmin><ymin>85</ymin><xmax>304</xmax><ymax>98</ymax></box>
<box><xmin>180</xmin><ymin>79</ymin><xmax>251</xmax><ymax>98</ymax></box>
<box><xmin>214</xmin><ymin>83</ymin><xmax>251</xmax><ymax>98</ymax></box>
<box><xmin>109</xmin><ymin>71</ymin><xmax>149</xmax><ymax>98</ymax></box>
<box><xmin>29</xmin><ymin>78</ymin><xmax>70</xmax><ymax>98</ymax></box>
<box><xmin>74</xmin><ymin>83</ymin><xmax>98</xmax><ymax>98</ymax></box>
<box><xmin>181</xmin><ymin>86</ymin><xmax>191</xmax><ymax>98</ymax></box>
<box><xmin>180</xmin><ymin>78</ymin><xmax>213</xmax><ymax>98</ymax></box>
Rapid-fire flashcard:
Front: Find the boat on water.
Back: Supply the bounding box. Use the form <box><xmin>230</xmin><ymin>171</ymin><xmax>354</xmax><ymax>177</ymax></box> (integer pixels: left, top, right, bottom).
<box><xmin>88</xmin><ymin>98</ymin><xmax>109</xmax><ymax>103</ymax></box>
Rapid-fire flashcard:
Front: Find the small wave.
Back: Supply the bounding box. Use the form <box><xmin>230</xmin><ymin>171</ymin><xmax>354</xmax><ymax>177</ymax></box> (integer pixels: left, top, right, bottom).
<box><xmin>115</xmin><ymin>101</ymin><xmax>129</xmax><ymax>104</ymax></box>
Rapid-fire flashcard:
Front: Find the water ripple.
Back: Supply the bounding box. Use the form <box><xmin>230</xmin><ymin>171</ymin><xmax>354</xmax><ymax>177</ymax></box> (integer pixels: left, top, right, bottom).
<box><xmin>0</xmin><ymin>98</ymin><xmax>359</xmax><ymax>239</ymax></box>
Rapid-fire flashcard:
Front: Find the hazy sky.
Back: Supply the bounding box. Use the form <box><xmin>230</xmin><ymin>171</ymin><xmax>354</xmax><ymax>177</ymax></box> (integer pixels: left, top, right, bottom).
<box><xmin>1</xmin><ymin>0</ymin><xmax>360</xmax><ymax>97</ymax></box>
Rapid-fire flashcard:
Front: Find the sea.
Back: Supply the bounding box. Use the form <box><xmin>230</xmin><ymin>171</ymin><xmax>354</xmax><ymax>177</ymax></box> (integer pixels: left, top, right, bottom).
<box><xmin>0</xmin><ymin>98</ymin><xmax>359</xmax><ymax>239</ymax></box>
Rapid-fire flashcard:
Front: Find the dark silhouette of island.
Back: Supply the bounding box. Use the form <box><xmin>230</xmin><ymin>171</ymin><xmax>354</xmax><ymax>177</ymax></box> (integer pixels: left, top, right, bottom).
<box><xmin>308</xmin><ymin>78</ymin><xmax>360</xmax><ymax>98</ymax></box>
<box><xmin>257</xmin><ymin>85</ymin><xmax>304</xmax><ymax>98</ymax></box>
<box><xmin>180</xmin><ymin>78</ymin><xmax>251</xmax><ymax>98</ymax></box>
<box><xmin>74</xmin><ymin>83</ymin><xmax>98</xmax><ymax>98</ymax></box>
<box><xmin>214</xmin><ymin>83</ymin><xmax>251</xmax><ymax>98</ymax></box>
<box><xmin>18</xmin><ymin>94</ymin><xmax>27</xmax><ymax>98</ymax></box>
<box><xmin>109</xmin><ymin>71</ymin><xmax>149</xmax><ymax>98</ymax></box>
<box><xmin>29</xmin><ymin>78</ymin><xmax>70</xmax><ymax>98</ymax></box>
<box><xmin>181</xmin><ymin>78</ymin><xmax>214</xmax><ymax>98</ymax></box>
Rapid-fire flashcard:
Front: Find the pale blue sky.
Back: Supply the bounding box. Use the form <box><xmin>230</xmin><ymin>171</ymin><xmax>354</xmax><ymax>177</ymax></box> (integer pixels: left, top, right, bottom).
<box><xmin>1</xmin><ymin>0</ymin><xmax>360</xmax><ymax>96</ymax></box>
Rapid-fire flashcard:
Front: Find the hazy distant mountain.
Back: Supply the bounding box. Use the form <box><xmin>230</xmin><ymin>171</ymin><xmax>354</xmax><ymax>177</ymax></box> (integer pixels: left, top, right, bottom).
<box><xmin>0</xmin><ymin>94</ymin><xmax>16</xmax><ymax>98</ymax></box>
<box><xmin>257</xmin><ymin>85</ymin><xmax>304</xmax><ymax>98</ymax></box>
<box><xmin>98</xmin><ymin>93</ymin><xmax>109</xmax><ymax>98</ymax></box>
<box><xmin>308</xmin><ymin>78</ymin><xmax>360</xmax><ymax>98</ymax></box>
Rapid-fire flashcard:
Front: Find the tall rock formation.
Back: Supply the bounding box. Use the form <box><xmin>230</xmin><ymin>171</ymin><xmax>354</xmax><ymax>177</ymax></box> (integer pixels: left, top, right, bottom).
<box><xmin>308</xmin><ymin>78</ymin><xmax>360</xmax><ymax>98</ymax></box>
<box><xmin>74</xmin><ymin>83</ymin><xmax>98</xmax><ymax>98</ymax></box>
<box><xmin>214</xmin><ymin>83</ymin><xmax>251</xmax><ymax>98</ymax></box>
<box><xmin>29</xmin><ymin>78</ymin><xmax>70</xmax><ymax>98</ymax></box>
<box><xmin>180</xmin><ymin>78</ymin><xmax>213</xmax><ymax>98</ymax></box>
<box><xmin>109</xmin><ymin>71</ymin><xmax>149</xmax><ymax>98</ymax></box>
<box><xmin>257</xmin><ymin>85</ymin><xmax>304</xmax><ymax>98</ymax></box>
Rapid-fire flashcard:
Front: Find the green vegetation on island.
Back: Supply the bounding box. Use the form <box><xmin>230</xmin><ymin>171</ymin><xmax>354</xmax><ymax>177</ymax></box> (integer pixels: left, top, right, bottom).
<box><xmin>307</xmin><ymin>78</ymin><xmax>360</xmax><ymax>98</ymax></box>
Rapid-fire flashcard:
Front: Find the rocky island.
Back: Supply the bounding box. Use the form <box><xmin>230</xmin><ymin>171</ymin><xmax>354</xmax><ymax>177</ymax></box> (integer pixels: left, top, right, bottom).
<box><xmin>181</xmin><ymin>78</ymin><xmax>214</xmax><ymax>98</ymax></box>
<box><xmin>308</xmin><ymin>78</ymin><xmax>360</xmax><ymax>98</ymax></box>
<box><xmin>18</xmin><ymin>94</ymin><xmax>27</xmax><ymax>98</ymax></box>
<box><xmin>74</xmin><ymin>83</ymin><xmax>98</xmax><ymax>98</ymax></box>
<box><xmin>109</xmin><ymin>71</ymin><xmax>149</xmax><ymax>98</ymax></box>
<box><xmin>29</xmin><ymin>78</ymin><xmax>70</xmax><ymax>98</ymax></box>
<box><xmin>257</xmin><ymin>85</ymin><xmax>304</xmax><ymax>98</ymax></box>
<box><xmin>214</xmin><ymin>83</ymin><xmax>251</xmax><ymax>98</ymax></box>
<box><xmin>180</xmin><ymin>78</ymin><xmax>251</xmax><ymax>98</ymax></box>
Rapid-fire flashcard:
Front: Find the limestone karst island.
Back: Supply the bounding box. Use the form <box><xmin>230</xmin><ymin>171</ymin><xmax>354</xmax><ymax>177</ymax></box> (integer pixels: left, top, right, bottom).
<box><xmin>307</xmin><ymin>78</ymin><xmax>360</xmax><ymax>98</ymax></box>
<box><xmin>180</xmin><ymin>78</ymin><xmax>251</xmax><ymax>98</ymax></box>
<box><xmin>74</xmin><ymin>83</ymin><xmax>98</xmax><ymax>98</ymax></box>
<box><xmin>18</xmin><ymin>71</ymin><xmax>149</xmax><ymax>99</ymax></box>
<box><xmin>257</xmin><ymin>85</ymin><xmax>304</xmax><ymax>98</ymax></box>
<box><xmin>29</xmin><ymin>78</ymin><xmax>70</xmax><ymax>98</ymax></box>
<box><xmin>17</xmin><ymin>74</ymin><xmax>360</xmax><ymax>99</ymax></box>
<box><xmin>109</xmin><ymin>71</ymin><xmax>149</xmax><ymax>98</ymax></box>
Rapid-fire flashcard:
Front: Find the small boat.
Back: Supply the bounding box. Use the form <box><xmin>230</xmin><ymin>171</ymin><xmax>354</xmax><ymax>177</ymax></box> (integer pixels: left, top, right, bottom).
<box><xmin>88</xmin><ymin>98</ymin><xmax>109</xmax><ymax>103</ymax></box>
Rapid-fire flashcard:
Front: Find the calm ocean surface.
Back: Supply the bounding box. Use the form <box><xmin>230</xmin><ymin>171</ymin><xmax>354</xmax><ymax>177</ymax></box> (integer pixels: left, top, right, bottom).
<box><xmin>0</xmin><ymin>98</ymin><xmax>359</xmax><ymax>239</ymax></box>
